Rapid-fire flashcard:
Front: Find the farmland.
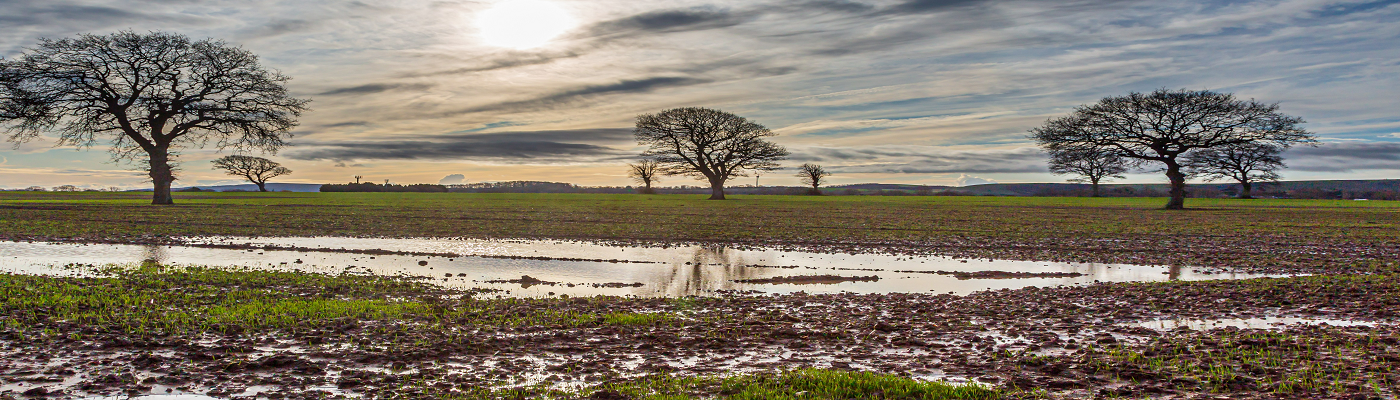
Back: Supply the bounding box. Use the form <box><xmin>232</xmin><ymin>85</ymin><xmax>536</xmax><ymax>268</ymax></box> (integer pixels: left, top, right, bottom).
<box><xmin>2</xmin><ymin>192</ymin><xmax>1397</xmax><ymax>273</ymax></box>
<box><xmin>1</xmin><ymin>192</ymin><xmax>1398</xmax><ymax>399</ymax></box>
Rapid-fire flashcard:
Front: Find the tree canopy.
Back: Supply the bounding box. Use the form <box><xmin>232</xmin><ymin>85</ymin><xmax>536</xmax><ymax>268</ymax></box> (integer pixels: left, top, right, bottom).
<box><xmin>1031</xmin><ymin>88</ymin><xmax>1311</xmax><ymax>209</ymax></box>
<box><xmin>627</xmin><ymin>158</ymin><xmax>662</xmax><ymax>194</ymax></box>
<box><xmin>634</xmin><ymin>107</ymin><xmax>788</xmax><ymax>200</ymax></box>
<box><xmin>1047</xmin><ymin>148</ymin><xmax>1130</xmax><ymax>197</ymax></box>
<box><xmin>1185</xmin><ymin>142</ymin><xmax>1285</xmax><ymax>199</ymax></box>
<box><xmin>212</xmin><ymin>155</ymin><xmax>293</xmax><ymax>192</ymax></box>
<box><xmin>795</xmin><ymin>163</ymin><xmax>831</xmax><ymax>194</ymax></box>
<box><xmin>0</xmin><ymin>31</ymin><xmax>309</xmax><ymax>204</ymax></box>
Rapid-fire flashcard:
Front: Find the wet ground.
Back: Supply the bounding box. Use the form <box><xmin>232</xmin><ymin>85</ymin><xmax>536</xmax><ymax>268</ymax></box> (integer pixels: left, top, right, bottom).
<box><xmin>2</xmin><ymin>269</ymin><xmax>1397</xmax><ymax>400</ymax></box>
<box><xmin>0</xmin><ymin>237</ymin><xmax>1278</xmax><ymax>297</ymax></box>
<box><xmin>2</xmin><ymin>237</ymin><xmax>1397</xmax><ymax>400</ymax></box>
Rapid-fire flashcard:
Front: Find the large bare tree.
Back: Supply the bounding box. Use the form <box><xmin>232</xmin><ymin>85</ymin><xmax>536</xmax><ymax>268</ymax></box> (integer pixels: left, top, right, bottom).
<box><xmin>1185</xmin><ymin>142</ymin><xmax>1284</xmax><ymax>199</ymax></box>
<box><xmin>0</xmin><ymin>31</ymin><xmax>309</xmax><ymax>204</ymax></box>
<box><xmin>627</xmin><ymin>158</ymin><xmax>661</xmax><ymax>194</ymax></box>
<box><xmin>1047</xmin><ymin>148</ymin><xmax>1130</xmax><ymax>197</ymax></box>
<box><xmin>634</xmin><ymin>107</ymin><xmax>788</xmax><ymax>200</ymax></box>
<box><xmin>795</xmin><ymin>163</ymin><xmax>831</xmax><ymax>195</ymax></box>
<box><xmin>212</xmin><ymin>155</ymin><xmax>292</xmax><ymax>192</ymax></box>
<box><xmin>1030</xmin><ymin>89</ymin><xmax>1312</xmax><ymax>209</ymax></box>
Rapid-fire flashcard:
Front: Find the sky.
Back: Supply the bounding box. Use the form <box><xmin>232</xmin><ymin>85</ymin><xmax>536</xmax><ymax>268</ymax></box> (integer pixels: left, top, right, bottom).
<box><xmin>1</xmin><ymin>0</ymin><xmax>1398</xmax><ymax>189</ymax></box>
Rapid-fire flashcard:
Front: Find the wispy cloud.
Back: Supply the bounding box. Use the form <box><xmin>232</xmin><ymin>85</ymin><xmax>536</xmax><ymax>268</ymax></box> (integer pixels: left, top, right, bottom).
<box><xmin>2</xmin><ymin>0</ymin><xmax>1399</xmax><ymax>186</ymax></box>
<box><xmin>1285</xmin><ymin>142</ymin><xmax>1400</xmax><ymax>172</ymax></box>
<box><xmin>286</xmin><ymin>129</ymin><xmax>635</xmax><ymax>163</ymax></box>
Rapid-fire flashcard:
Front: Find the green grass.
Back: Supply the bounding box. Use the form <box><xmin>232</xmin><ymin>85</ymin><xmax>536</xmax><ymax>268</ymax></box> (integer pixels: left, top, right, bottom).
<box><xmin>0</xmin><ymin>264</ymin><xmax>696</xmax><ymax>337</ymax></box>
<box><xmin>436</xmin><ymin>369</ymin><xmax>1000</xmax><ymax>399</ymax></box>
<box><xmin>1</xmin><ymin>191</ymin><xmax>1394</xmax><ymax>241</ymax></box>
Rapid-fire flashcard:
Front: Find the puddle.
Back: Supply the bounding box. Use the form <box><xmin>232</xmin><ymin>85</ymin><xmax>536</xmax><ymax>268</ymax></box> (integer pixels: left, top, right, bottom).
<box><xmin>0</xmin><ymin>238</ymin><xmax>1284</xmax><ymax>298</ymax></box>
<box><xmin>1129</xmin><ymin>317</ymin><xmax>1386</xmax><ymax>331</ymax></box>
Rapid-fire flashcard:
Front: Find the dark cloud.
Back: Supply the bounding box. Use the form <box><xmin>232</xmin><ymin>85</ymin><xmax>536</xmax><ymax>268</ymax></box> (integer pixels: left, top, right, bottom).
<box><xmin>321</xmin><ymin>121</ymin><xmax>371</xmax><ymax>128</ymax></box>
<box><xmin>318</xmin><ymin>83</ymin><xmax>434</xmax><ymax>96</ymax></box>
<box><xmin>457</xmin><ymin>77</ymin><xmax>712</xmax><ymax>114</ymax></box>
<box><xmin>791</xmin><ymin>146</ymin><xmax>1049</xmax><ymax>174</ymax></box>
<box><xmin>884</xmin><ymin>0</ymin><xmax>987</xmax><ymax>14</ymax></box>
<box><xmin>796</xmin><ymin>0</ymin><xmax>877</xmax><ymax>13</ymax></box>
<box><xmin>1284</xmin><ymin>142</ymin><xmax>1400</xmax><ymax>172</ymax></box>
<box><xmin>0</xmin><ymin>4</ymin><xmax>147</xmax><ymax>27</ymax></box>
<box><xmin>581</xmin><ymin>7</ymin><xmax>753</xmax><ymax>38</ymax></box>
<box><xmin>237</xmin><ymin>19</ymin><xmax>319</xmax><ymax>40</ymax></box>
<box><xmin>286</xmin><ymin>129</ymin><xmax>635</xmax><ymax>162</ymax></box>
<box><xmin>404</xmin><ymin>51</ymin><xmax>584</xmax><ymax>77</ymax></box>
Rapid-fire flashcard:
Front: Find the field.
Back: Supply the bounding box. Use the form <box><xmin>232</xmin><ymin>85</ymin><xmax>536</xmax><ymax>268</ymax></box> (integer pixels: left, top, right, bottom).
<box><xmin>1</xmin><ymin>192</ymin><xmax>1398</xmax><ymax>399</ymax></box>
<box><xmin>2</xmin><ymin>192</ymin><xmax>1397</xmax><ymax>272</ymax></box>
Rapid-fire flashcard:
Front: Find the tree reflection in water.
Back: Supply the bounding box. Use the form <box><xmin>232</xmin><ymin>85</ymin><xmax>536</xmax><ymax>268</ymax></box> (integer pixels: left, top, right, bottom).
<box><xmin>653</xmin><ymin>245</ymin><xmax>771</xmax><ymax>296</ymax></box>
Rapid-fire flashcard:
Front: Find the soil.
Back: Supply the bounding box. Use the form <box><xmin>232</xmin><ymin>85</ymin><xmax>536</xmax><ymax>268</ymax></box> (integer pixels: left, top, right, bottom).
<box><xmin>3</xmin><ymin>271</ymin><xmax>1396</xmax><ymax>399</ymax></box>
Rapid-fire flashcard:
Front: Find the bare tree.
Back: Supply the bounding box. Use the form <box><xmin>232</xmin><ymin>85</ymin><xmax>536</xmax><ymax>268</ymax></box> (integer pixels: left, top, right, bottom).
<box><xmin>627</xmin><ymin>159</ymin><xmax>661</xmax><ymax>194</ymax></box>
<box><xmin>1185</xmin><ymin>142</ymin><xmax>1284</xmax><ymax>199</ymax></box>
<box><xmin>1047</xmin><ymin>148</ymin><xmax>1130</xmax><ymax>197</ymax></box>
<box><xmin>634</xmin><ymin>107</ymin><xmax>788</xmax><ymax>200</ymax></box>
<box><xmin>212</xmin><ymin>155</ymin><xmax>292</xmax><ymax>192</ymax></box>
<box><xmin>1030</xmin><ymin>89</ymin><xmax>1312</xmax><ymax>209</ymax></box>
<box><xmin>795</xmin><ymin>163</ymin><xmax>831</xmax><ymax>195</ymax></box>
<box><xmin>0</xmin><ymin>31</ymin><xmax>309</xmax><ymax>205</ymax></box>
<box><xmin>354</xmin><ymin>175</ymin><xmax>363</xmax><ymax>184</ymax></box>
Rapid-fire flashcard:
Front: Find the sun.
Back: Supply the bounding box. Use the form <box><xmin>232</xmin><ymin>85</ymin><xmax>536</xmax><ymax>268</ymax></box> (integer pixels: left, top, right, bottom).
<box><xmin>476</xmin><ymin>0</ymin><xmax>577</xmax><ymax>50</ymax></box>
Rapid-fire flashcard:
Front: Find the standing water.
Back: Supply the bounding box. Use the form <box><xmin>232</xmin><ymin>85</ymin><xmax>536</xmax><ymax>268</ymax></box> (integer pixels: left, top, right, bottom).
<box><xmin>0</xmin><ymin>237</ymin><xmax>1281</xmax><ymax>297</ymax></box>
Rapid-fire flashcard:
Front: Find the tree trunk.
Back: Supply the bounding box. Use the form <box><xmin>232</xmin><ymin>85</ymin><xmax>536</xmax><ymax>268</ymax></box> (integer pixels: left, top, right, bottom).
<box><xmin>707</xmin><ymin>176</ymin><xmax>726</xmax><ymax>200</ymax></box>
<box><xmin>1238</xmin><ymin>180</ymin><xmax>1252</xmax><ymax>199</ymax></box>
<box><xmin>148</xmin><ymin>148</ymin><xmax>175</xmax><ymax>205</ymax></box>
<box><xmin>1090</xmin><ymin>178</ymin><xmax>1101</xmax><ymax>198</ymax></box>
<box><xmin>1164</xmin><ymin>161</ymin><xmax>1186</xmax><ymax>210</ymax></box>
<box><xmin>256</xmin><ymin>181</ymin><xmax>268</xmax><ymax>192</ymax></box>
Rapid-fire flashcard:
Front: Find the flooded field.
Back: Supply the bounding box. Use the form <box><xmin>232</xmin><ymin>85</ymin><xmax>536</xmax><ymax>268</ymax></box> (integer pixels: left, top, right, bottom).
<box><xmin>0</xmin><ymin>237</ymin><xmax>1278</xmax><ymax>297</ymax></box>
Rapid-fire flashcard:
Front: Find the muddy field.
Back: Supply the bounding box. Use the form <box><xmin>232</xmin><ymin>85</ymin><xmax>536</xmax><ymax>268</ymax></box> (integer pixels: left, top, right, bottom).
<box><xmin>2</xmin><ymin>193</ymin><xmax>1398</xmax><ymax>399</ymax></box>
<box><xmin>2</xmin><ymin>193</ymin><xmax>1397</xmax><ymax>275</ymax></box>
<box><xmin>2</xmin><ymin>263</ymin><xmax>1398</xmax><ymax>399</ymax></box>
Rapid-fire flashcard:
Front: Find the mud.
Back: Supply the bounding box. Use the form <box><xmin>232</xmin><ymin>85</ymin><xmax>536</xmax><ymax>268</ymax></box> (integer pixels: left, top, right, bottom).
<box><xmin>3</xmin><ymin>272</ymin><xmax>1397</xmax><ymax>400</ymax></box>
<box><xmin>896</xmin><ymin>270</ymin><xmax>1088</xmax><ymax>279</ymax></box>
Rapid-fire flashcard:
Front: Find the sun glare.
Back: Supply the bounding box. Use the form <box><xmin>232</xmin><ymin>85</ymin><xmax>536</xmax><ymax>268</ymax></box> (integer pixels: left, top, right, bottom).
<box><xmin>476</xmin><ymin>0</ymin><xmax>577</xmax><ymax>50</ymax></box>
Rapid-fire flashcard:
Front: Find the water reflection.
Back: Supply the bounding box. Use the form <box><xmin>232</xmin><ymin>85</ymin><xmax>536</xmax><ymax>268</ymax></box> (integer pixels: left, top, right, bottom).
<box><xmin>141</xmin><ymin>244</ymin><xmax>167</xmax><ymax>265</ymax></box>
<box><xmin>0</xmin><ymin>238</ymin><xmax>1289</xmax><ymax>298</ymax></box>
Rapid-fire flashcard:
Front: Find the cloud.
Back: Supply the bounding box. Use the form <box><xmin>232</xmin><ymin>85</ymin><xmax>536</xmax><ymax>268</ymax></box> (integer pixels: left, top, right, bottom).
<box><xmin>287</xmin><ymin>129</ymin><xmax>635</xmax><ymax>162</ymax></box>
<box><xmin>439</xmin><ymin>174</ymin><xmax>466</xmax><ymax>185</ymax></box>
<box><xmin>883</xmin><ymin>0</ymin><xmax>988</xmax><ymax>14</ymax></box>
<box><xmin>792</xmin><ymin>146</ymin><xmax>1048</xmax><ymax>174</ymax></box>
<box><xmin>457</xmin><ymin>77</ymin><xmax>712</xmax><ymax>114</ymax></box>
<box><xmin>1284</xmin><ymin>142</ymin><xmax>1400</xmax><ymax>172</ymax></box>
<box><xmin>404</xmin><ymin>51</ymin><xmax>584</xmax><ymax>77</ymax></box>
<box><xmin>954</xmin><ymin>173</ymin><xmax>997</xmax><ymax>186</ymax></box>
<box><xmin>321</xmin><ymin>121</ymin><xmax>371</xmax><ymax>128</ymax></box>
<box><xmin>579</xmin><ymin>7</ymin><xmax>753</xmax><ymax>38</ymax></box>
<box><xmin>319</xmin><ymin>83</ymin><xmax>435</xmax><ymax>96</ymax></box>
<box><xmin>237</xmin><ymin>19</ymin><xmax>319</xmax><ymax>40</ymax></box>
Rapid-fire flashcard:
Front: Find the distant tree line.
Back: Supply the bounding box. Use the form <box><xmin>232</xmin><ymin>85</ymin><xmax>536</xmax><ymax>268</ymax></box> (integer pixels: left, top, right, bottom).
<box><xmin>320</xmin><ymin>183</ymin><xmax>447</xmax><ymax>193</ymax></box>
<box><xmin>448</xmin><ymin>181</ymin><xmax>578</xmax><ymax>193</ymax></box>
